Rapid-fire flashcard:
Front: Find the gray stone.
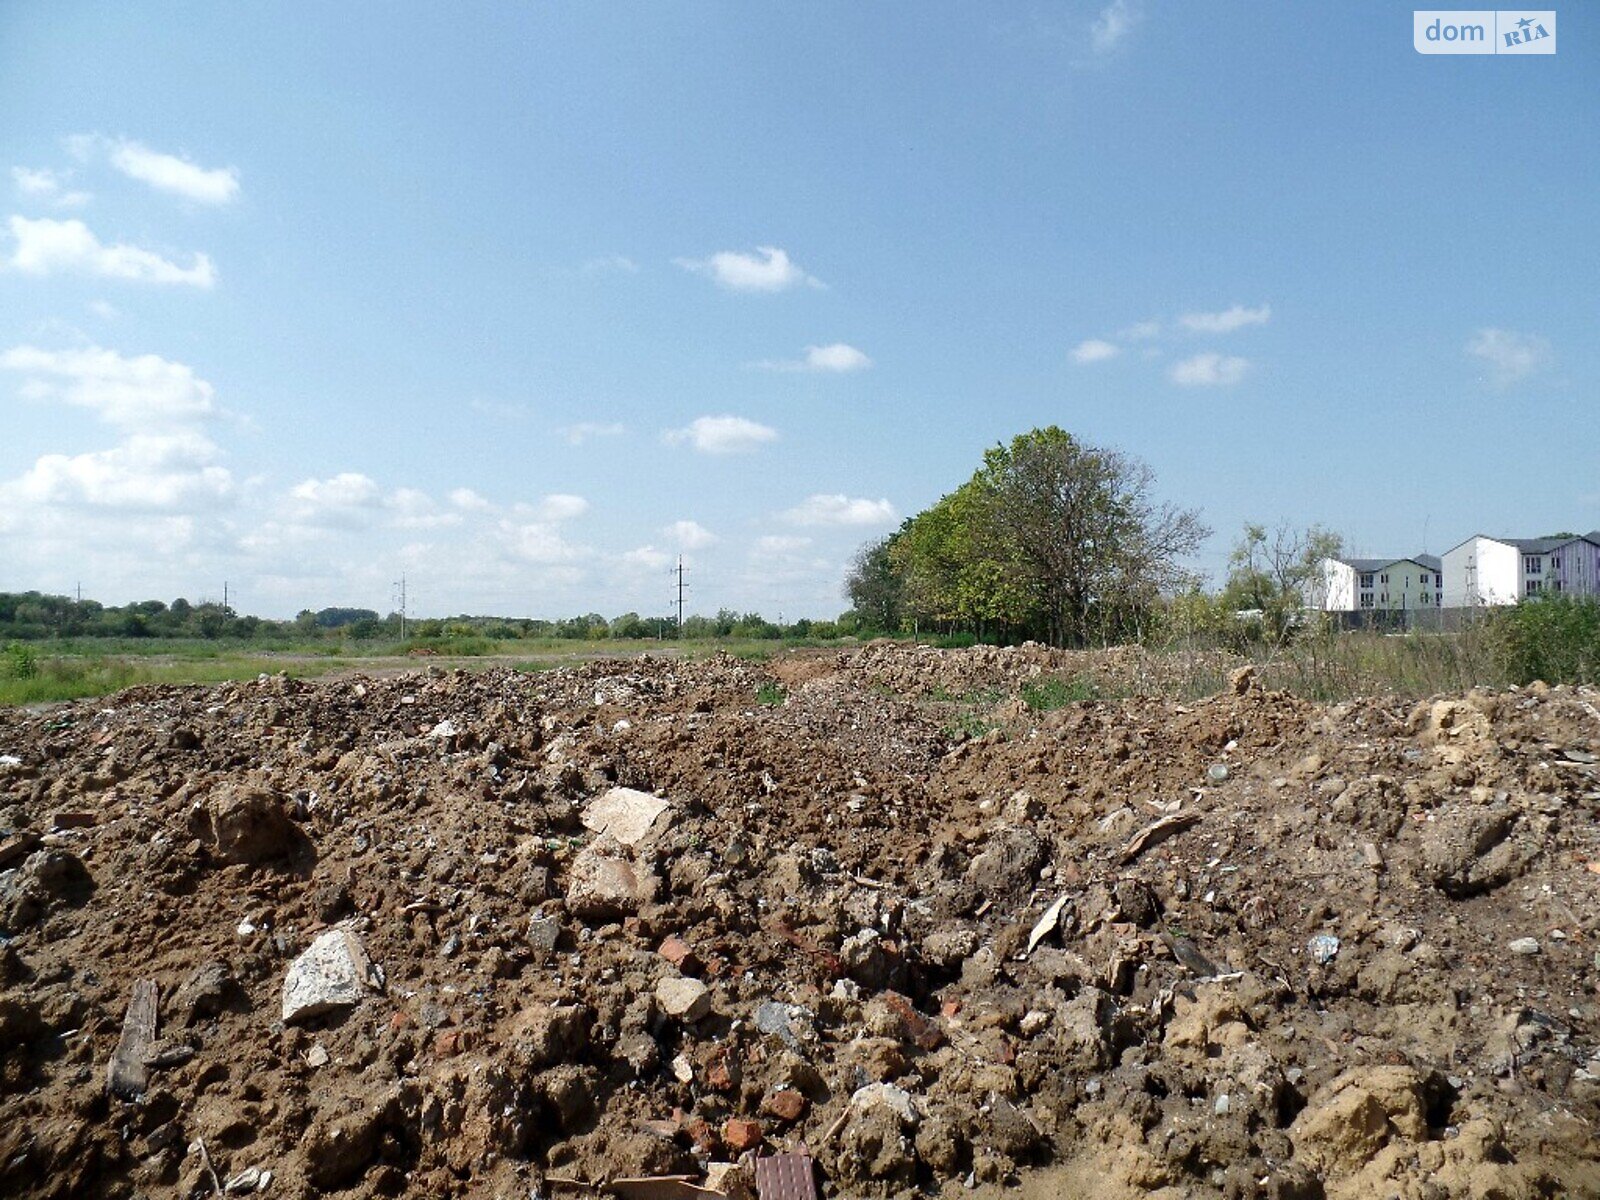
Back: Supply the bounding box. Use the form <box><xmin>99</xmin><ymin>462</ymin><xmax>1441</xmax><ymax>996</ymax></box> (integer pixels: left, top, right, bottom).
<box><xmin>281</xmin><ymin>928</ymin><xmax>383</xmax><ymax>1024</ymax></box>
<box><xmin>1508</xmin><ymin>937</ymin><xmax>1541</xmax><ymax>956</ymax></box>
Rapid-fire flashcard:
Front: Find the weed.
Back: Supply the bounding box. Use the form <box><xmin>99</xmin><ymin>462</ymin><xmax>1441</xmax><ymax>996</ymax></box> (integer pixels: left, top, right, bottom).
<box><xmin>1020</xmin><ymin>675</ymin><xmax>1097</xmax><ymax>711</ymax></box>
<box><xmin>756</xmin><ymin>682</ymin><xmax>786</xmax><ymax>707</ymax></box>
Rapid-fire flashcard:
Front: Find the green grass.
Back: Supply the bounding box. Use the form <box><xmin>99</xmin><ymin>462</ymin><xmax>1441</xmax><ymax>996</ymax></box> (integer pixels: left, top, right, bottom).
<box><xmin>756</xmin><ymin>682</ymin><xmax>786</xmax><ymax>707</ymax></box>
<box><xmin>1020</xmin><ymin>674</ymin><xmax>1098</xmax><ymax>711</ymax></box>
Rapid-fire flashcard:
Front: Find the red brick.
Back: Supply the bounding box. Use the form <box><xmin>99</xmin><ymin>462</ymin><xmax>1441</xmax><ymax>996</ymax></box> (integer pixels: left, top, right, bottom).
<box><xmin>722</xmin><ymin>1117</ymin><xmax>763</xmax><ymax>1153</ymax></box>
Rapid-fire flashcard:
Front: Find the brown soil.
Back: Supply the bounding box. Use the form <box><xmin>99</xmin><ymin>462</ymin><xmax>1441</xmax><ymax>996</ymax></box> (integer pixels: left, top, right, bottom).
<box><xmin>2</xmin><ymin>643</ymin><xmax>1598</xmax><ymax>1199</ymax></box>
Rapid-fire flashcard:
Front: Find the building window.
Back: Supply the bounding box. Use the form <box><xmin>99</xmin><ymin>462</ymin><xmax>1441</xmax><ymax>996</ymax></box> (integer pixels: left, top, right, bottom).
<box><xmin>1420</xmin><ymin>593</ymin><xmax>1430</xmax><ymax>604</ymax></box>
<box><xmin>1527</xmin><ymin>579</ymin><xmax>1542</xmax><ymax>594</ymax></box>
<box><xmin>1525</xmin><ymin>556</ymin><xmax>1542</xmax><ymax>574</ymax></box>
<box><xmin>1552</xmin><ymin>556</ymin><xmax>1561</xmax><ymax>570</ymax></box>
<box><xmin>1359</xmin><ymin>573</ymin><xmax>1374</xmax><ymax>589</ymax></box>
<box><xmin>1380</xmin><ymin>573</ymin><xmax>1389</xmax><ymax>584</ymax></box>
<box><xmin>1553</xmin><ymin>580</ymin><xmax>1563</xmax><ymax>593</ymax></box>
<box><xmin>1359</xmin><ymin>594</ymin><xmax>1374</xmax><ymax>609</ymax></box>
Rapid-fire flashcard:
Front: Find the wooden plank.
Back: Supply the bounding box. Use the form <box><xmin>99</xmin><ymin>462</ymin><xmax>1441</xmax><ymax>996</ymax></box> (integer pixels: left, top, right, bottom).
<box><xmin>106</xmin><ymin>979</ymin><xmax>159</xmax><ymax>1100</ymax></box>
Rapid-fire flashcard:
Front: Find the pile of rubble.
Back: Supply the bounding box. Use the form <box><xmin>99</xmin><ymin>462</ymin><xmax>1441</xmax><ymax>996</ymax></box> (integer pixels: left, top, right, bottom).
<box><xmin>1</xmin><ymin>648</ymin><xmax>1599</xmax><ymax>1198</ymax></box>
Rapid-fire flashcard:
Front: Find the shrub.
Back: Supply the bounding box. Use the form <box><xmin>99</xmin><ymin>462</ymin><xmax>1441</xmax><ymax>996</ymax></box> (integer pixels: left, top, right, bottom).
<box><xmin>1020</xmin><ymin>675</ymin><xmax>1097</xmax><ymax>711</ymax></box>
<box><xmin>1491</xmin><ymin>595</ymin><xmax>1600</xmax><ymax>686</ymax></box>
<box><xmin>1</xmin><ymin>641</ymin><xmax>39</xmax><ymax>679</ymax></box>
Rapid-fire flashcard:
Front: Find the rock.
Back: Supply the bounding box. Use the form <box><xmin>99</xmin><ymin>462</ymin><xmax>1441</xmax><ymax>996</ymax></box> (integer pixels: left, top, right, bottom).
<box><xmin>840</xmin><ymin>927</ymin><xmax>895</xmax><ymax>990</ymax></box>
<box><xmin>966</xmin><ymin>826</ymin><xmax>1044</xmax><ymax>898</ymax></box>
<box><xmin>655</xmin><ymin>975</ymin><xmax>712</xmax><ymax>1022</ymax></box>
<box><xmin>0</xmin><ymin>848</ymin><xmax>94</xmax><ymax>932</ymax></box>
<box><xmin>171</xmin><ymin>961</ymin><xmax>236</xmax><ymax>1025</ymax></box>
<box><xmin>657</xmin><ymin>934</ymin><xmax>700</xmax><ymax>972</ymax></box>
<box><xmin>722</xmin><ymin>1117</ymin><xmax>763</xmax><ymax>1153</ymax></box>
<box><xmin>1508</xmin><ymin>937</ymin><xmax>1541</xmax><ymax>955</ymax></box>
<box><xmin>754</xmin><ymin>1000</ymin><xmax>816</xmax><ymax>1048</ymax></box>
<box><xmin>1228</xmin><ymin>664</ymin><xmax>1257</xmax><ymax>694</ymax></box>
<box><xmin>1289</xmin><ymin>1065</ymin><xmax>1431</xmax><ymax>1176</ymax></box>
<box><xmin>281</xmin><ymin>928</ymin><xmax>383</xmax><ymax>1024</ymax></box>
<box><xmin>565</xmin><ymin>840</ymin><xmax>659</xmax><ymax>920</ymax></box>
<box><xmin>197</xmin><ymin>785</ymin><xmax>304</xmax><ymax>866</ymax></box>
<box><xmin>764</xmin><ymin>1089</ymin><xmax>807</xmax><ymax>1122</ymax></box>
<box><xmin>1422</xmin><ymin>804</ymin><xmax>1534</xmax><ymax>897</ymax></box>
<box><xmin>921</xmin><ymin>926</ymin><xmax>979</xmax><ymax>968</ymax></box>
<box><xmin>704</xmin><ymin>1162</ymin><xmax>755</xmax><ymax>1200</ymax></box>
<box><xmin>581</xmin><ymin>787</ymin><xmax>673</xmax><ymax>848</ymax></box>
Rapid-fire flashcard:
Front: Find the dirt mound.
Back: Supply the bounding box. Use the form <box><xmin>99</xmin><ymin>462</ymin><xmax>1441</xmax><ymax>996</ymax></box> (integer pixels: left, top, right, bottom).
<box><xmin>1</xmin><ymin>647</ymin><xmax>1599</xmax><ymax>1198</ymax></box>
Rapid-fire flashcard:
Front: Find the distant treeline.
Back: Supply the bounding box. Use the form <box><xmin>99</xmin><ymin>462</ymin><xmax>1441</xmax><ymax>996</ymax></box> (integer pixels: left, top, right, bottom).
<box><xmin>0</xmin><ymin>591</ymin><xmax>864</xmax><ymax>643</ymax></box>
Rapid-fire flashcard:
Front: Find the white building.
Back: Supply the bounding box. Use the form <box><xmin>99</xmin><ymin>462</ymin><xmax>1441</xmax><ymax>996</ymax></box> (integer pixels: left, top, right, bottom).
<box><xmin>1440</xmin><ymin>534</ymin><xmax>1570</xmax><ymax>607</ymax></box>
<box><xmin>1314</xmin><ymin>555</ymin><xmax>1443</xmax><ymax>612</ymax></box>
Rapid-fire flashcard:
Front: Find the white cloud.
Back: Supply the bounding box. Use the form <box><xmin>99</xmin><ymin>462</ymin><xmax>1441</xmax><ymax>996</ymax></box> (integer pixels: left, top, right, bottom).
<box><xmin>1169</xmin><ymin>352</ymin><xmax>1250</xmax><ymax>386</ymax></box>
<box><xmin>1119</xmin><ymin>319</ymin><xmax>1162</xmax><ymax>341</ymax></box>
<box><xmin>11</xmin><ymin>166</ymin><xmax>90</xmax><ymax>207</ymax></box>
<box><xmin>386</xmin><ymin>487</ymin><xmax>462</xmax><ymax>531</ymax></box>
<box><xmin>1071</xmin><ymin>338</ymin><xmax>1121</xmax><ymax>364</ymax></box>
<box><xmin>290</xmin><ymin>472</ymin><xmax>382</xmax><ymax>510</ymax></box>
<box><xmin>756</xmin><ymin>342</ymin><xmax>873</xmax><ymax>373</ymax></box>
<box><xmin>674</xmin><ymin>246</ymin><xmax>822</xmax><ymax>292</ymax></box>
<box><xmin>621</xmin><ymin>545</ymin><xmax>672</xmax><ymax>571</ymax></box>
<box><xmin>449</xmin><ymin>487</ymin><xmax>492</xmax><ymax>511</ymax></box>
<box><xmin>579</xmin><ymin>254</ymin><xmax>638</xmax><ymax>275</ymax></box>
<box><xmin>1179</xmin><ymin>304</ymin><xmax>1271</xmax><ymax>333</ymax></box>
<box><xmin>88</xmin><ymin>299</ymin><xmax>118</xmax><ymax>320</ymax></box>
<box><xmin>1</xmin><ymin>344</ymin><xmax>216</xmax><ymax>428</ymax></box>
<box><xmin>109</xmin><ymin>140</ymin><xmax>239</xmax><ymax>204</ymax></box>
<box><xmin>6</xmin><ymin>216</ymin><xmax>216</xmax><ymax>286</ymax></box>
<box><xmin>561</xmin><ymin>420</ymin><xmax>627</xmax><ymax>444</ymax></box>
<box><xmin>1466</xmin><ymin>328</ymin><xmax>1551</xmax><ymax>387</ymax></box>
<box><xmin>502</xmin><ymin>519</ymin><xmax>587</xmax><ymax>565</ymax></box>
<box><xmin>530</xmin><ymin>493</ymin><xmax>590</xmax><ymax>522</ymax></box>
<box><xmin>663</xmin><ymin>519</ymin><xmax>717</xmax><ymax>549</ymax></box>
<box><xmin>664</xmin><ymin>415</ymin><xmax>779</xmax><ymax>455</ymax></box>
<box><xmin>780</xmin><ymin>494</ymin><xmax>898</xmax><ymax>528</ymax></box>
<box><xmin>1090</xmin><ymin>0</ymin><xmax>1142</xmax><ymax>53</ymax></box>
<box><xmin>10</xmin><ymin>431</ymin><xmax>232</xmax><ymax>510</ymax></box>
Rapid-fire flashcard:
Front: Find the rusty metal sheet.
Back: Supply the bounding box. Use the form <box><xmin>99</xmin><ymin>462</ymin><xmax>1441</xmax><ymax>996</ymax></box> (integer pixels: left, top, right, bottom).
<box><xmin>754</xmin><ymin>1154</ymin><xmax>819</xmax><ymax>1200</ymax></box>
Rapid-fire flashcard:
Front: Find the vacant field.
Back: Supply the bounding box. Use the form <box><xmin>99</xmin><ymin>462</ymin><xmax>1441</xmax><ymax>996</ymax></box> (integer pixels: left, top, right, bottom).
<box><xmin>1</xmin><ymin>642</ymin><xmax>1598</xmax><ymax>1198</ymax></box>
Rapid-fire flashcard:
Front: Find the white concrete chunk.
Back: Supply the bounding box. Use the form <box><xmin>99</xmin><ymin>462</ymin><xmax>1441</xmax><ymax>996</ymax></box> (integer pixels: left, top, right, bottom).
<box><xmin>581</xmin><ymin>787</ymin><xmax>673</xmax><ymax>847</ymax></box>
<box><xmin>281</xmin><ymin>928</ymin><xmax>383</xmax><ymax>1024</ymax></box>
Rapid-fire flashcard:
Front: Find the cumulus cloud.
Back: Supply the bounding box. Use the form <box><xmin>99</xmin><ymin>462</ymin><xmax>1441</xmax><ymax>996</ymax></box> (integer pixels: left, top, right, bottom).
<box><xmin>449</xmin><ymin>487</ymin><xmax>492</xmax><ymax>511</ymax></box>
<box><xmin>109</xmin><ymin>140</ymin><xmax>239</xmax><ymax>204</ymax></box>
<box><xmin>756</xmin><ymin>342</ymin><xmax>873</xmax><ymax>373</ymax></box>
<box><xmin>780</xmin><ymin>494</ymin><xmax>898</xmax><ymax>528</ymax></box>
<box><xmin>529</xmin><ymin>493</ymin><xmax>590</xmax><ymax>522</ymax></box>
<box><xmin>290</xmin><ymin>472</ymin><xmax>382</xmax><ymax>513</ymax></box>
<box><xmin>1179</xmin><ymin>304</ymin><xmax>1271</xmax><ymax>333</ymax></box>
<box><xmin>664</xmin><ymin>519</ymin><xmax>717</xmax><ymax>549</ymax></box>
<box><xmin>1</xmin><ymin>344</ymin><xmax>216</xmax><ymax>428</ymax></box>
<box><xmin>664</xmin><ymin>415</ymin><xmax>779</xmax><ymax>455</ymax></box>
<box><xmin>621</xmin><ymin>545</ymin><xmax>672</xmax><ymax>571</ymax></box>
<box><xmin>11</xmin><ymin>166</ymin><xmax>90</xmax><ymax>208</ymax></box>
<box><xmin>1169</xmin><ymin>352</ymin><xmax>1250</xmax><ymax>386</ymax></box>
<box><xmin>561</xmin><ymin>421</ymin><xmax>626</xmax><ymax>445</ymax></box>
<box><xmin>10</xmin><ymin>431</ymin><xmax>232</xmax><ymax>510</ymax></box>
<box><xmin>501</xmin><ymin>519</ymin><xmax>587</xmax><ymax>565</ymax></box>
<box><xmin>1071</xmin><ymin>338</ymin><xmax>1121</xmax><ymax>364</ymax></box>
<box><xmin>1090</xmin><ymin>0</ymin><xmax>1142</xmax><ymax>53</ymax></box>
<box><xmin>1466</xmin><ymin>328</ymin><xmax>1551</xmax><ymax>387</ymax></box>
<box><xmin>674</xmin><ymin>246</ymin><xmax>822</xmax><ymax>292</ymax></box>
<box><xmin>5</xmin><ymin>216</ymin><xmax>215</xmax><ymax>286</ymax></box>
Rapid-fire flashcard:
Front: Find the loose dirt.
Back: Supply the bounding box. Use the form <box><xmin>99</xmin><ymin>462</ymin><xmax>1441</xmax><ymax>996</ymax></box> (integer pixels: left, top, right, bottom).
<box><xmin>2</xmin><ymin>642</ymin><xmax>1598</xmax><ymax>1198</ymax></box>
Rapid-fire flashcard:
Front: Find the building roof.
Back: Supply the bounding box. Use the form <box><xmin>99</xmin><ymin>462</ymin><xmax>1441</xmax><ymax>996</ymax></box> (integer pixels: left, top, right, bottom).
<box><xmin>1333</xmin><ymin>555</ymin><xmax>1439</xmax><ymax>574</ymax></box>
<box><xmin>1443</xmin><ymin>531</ymin><xmax>1600</xmax><ymax>556</ymax></box>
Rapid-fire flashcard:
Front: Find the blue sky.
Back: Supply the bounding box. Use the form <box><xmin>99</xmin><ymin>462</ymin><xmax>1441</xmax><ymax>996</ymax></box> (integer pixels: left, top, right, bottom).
<box><xmin>1</xmin><ymin>3</ymin><xmax>1593</xmax><ymax>619</ymax></box>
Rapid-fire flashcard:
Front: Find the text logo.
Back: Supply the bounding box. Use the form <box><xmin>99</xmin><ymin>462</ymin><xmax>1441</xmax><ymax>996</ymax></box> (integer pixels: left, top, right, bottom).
<box><xmin>1414</xmin><ymin>10</ymin><xmax>1556</xmax><ymax>54</ymax></box>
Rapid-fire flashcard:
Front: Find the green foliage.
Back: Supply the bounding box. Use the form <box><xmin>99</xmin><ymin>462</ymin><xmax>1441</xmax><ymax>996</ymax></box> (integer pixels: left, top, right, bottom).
<box><xmin>848</xmin><ymin>427</ymin><xmax>1206</xmax><ymax>647</ymax></box>
<box><xmin>1020</xmin><ymin>675</ymin><xmax>1097</xmax><ymax>711</ymax></box>
<box><xmin>1222</xmin><ymin>522</ymin><xmax>1343</xmax><ymax>645</ymax></box>
<box><xmin>1491</xmin><ymin>595</ymin><xmax>1600</xmax><ymax>685</ymax></box>
<box><xmin>2</xmin><ymin>641</ymin><xmax>40</xmax><ymax>680</ymax></box>
<box><xmin>756</xmin><ymin>682</ymin><xmax>786</xmax><ymax>706</ymax></box>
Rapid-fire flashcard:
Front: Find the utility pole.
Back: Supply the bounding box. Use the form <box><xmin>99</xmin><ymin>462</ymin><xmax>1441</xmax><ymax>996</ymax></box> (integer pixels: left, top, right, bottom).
<box><xmin>393</xmin><ymin>575</ymin><xmax>407</xmax><ymax>639</ymax></box>
<box><xmin>223</xmin><ymin>580</ymin><xmax>229</xmax><ymax>612</ymax></box>
<box><xmin>675</xmin><ymin>557</ymin><xmax>685</xmax><ymax>636</ymax></box>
